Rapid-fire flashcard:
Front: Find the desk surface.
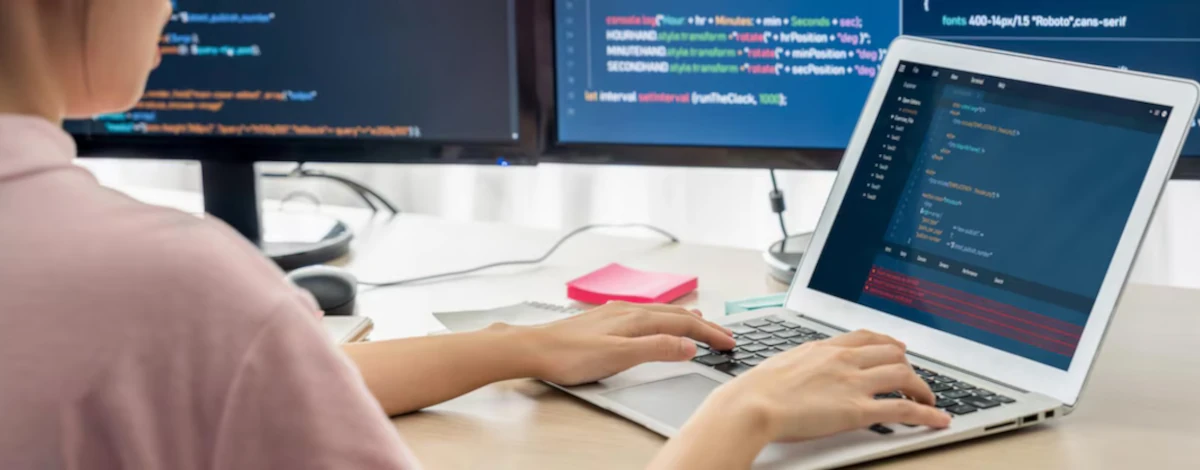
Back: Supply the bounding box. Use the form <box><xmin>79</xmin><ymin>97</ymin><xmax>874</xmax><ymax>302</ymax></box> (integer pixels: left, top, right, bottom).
<box><xmin>340</xmin><ymin>214</ymin><xmax>1200</xmax><ymax>469</ymax></box>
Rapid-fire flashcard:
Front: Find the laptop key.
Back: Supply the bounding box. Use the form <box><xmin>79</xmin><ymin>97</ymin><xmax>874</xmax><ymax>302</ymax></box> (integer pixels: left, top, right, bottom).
<box><xmin>935</xmin><ymin>399</ymin><xmax>960</xmax><ymax>408</ymax></box>
<box><xmin>715</xmin><ymin>362</ymin><xmax>753</xmax><ymax>377</ymax></box>
<box><xmin>994</xmin><ymin>395</ymin><xmax>1016</xmax><ymax>404</ymax></box>
<box><xmin>955</xmin><ymin>383</ymin><xmax>977</xmax><ymax>391</ymax></box>
<box><xmin>947</xmin><ymin>404</ymin><xmax>978</xmax><ymax>415</ymax></box>
<box><xmin>759</xmin><ymin>325</ymin><xmax>786</xmax><ymax>333</ymax></box>
<box><xmin>741</xmin><ymin>357</ymin><xmax>764</xmax><ymax>367</ymax></box>
<box><xmin>760</xmin><ymin>338</ymin><xmax>788</xmax><ymax>346</ymax></box>
<box><xmin>730</xmin><ymin>326</ymin><xmax>757</xmax><ymax>335</ymax></box>
<box><xmin>869</xmin><ymin>424</ymin><xmax>894</xmax><ymax>435</ymax></box>
<box><xmin>694</xmin><ymin>354</ymin><xmax>732</xmax><ymax>367</ymax></box>
<box><xmin>732</xmin><ymin>352</ymin><xmax>758</xmax><ymax>361</ymax></box>
<box><xmin>745</xmin><ymin>332</ymin><xmax>773</xmax><ymax>341</ymax></box>
<box><xmin>766</xmin><ymin>316</ymin><xmax>788</xmax><ymax>324</ymax></box>
<box><xmin>739</xmin><ymin>344</ymin><xmax>769</xmax><ymax>353</ymax></box>
<box><xmin>758</xmin><ymin>348</ymin><xmax>784</xmax><ymax>358</ymax></box>
<box><xmin>941</xmin><ymin>390</ymin><xmax>972</xmax><ymax>400</ymax></box>
<box><xmin>961</xmin><ymin>396</ymin><xmax>1000</xmax><ymax>409</ymax></box>
<box><xmin>773</xmin><ymin>330</ymin><xmax>802</xmax><ymax>339</ymax></box>
<box><xmin>745</xmin><ymin>319</ymin><xmax>772</xmax><ymax>328</ymax></box>
<box><xmin>930</xmin><ymin>383</ymin><xmax>954</xmax><ymax>393</ymax></box>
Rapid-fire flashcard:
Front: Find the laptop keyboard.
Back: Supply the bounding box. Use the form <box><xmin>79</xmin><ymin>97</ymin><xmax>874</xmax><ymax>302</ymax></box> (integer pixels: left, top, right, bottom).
<box><xmin>692</xmin><ymin>315</ymin><xmax>1017</xmax><ymax>430</ymax></box>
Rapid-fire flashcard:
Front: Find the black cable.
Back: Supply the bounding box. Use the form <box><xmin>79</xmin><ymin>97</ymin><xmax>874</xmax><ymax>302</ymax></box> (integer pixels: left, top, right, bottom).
<box><xmin>358</xmin><ymin>223</ymin><xmax>680</xmax><ymax>288</ymax></box>
<box><xmin>262</xmin><ymin>166</ymin><xmax>400</xmax><ymax>215</ymax></box>
<box><xmin>769</xmin><ymin>169</ymin><xmax>789</xmax><ymax>252</ymax></box>
<box><xmin>300</xmin><ymin>169</ymin><xmax>400</xmax><ymax>215</ymax></box>
<box><xmin>296</xmin><ymin>173</ymin><xmax>383</xmax><ymax>213</ymax></box>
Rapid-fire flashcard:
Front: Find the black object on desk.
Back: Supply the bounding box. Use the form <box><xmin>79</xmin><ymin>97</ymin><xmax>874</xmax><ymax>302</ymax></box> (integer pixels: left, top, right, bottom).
<box><xmin>287</xmin><ymin>265</ymin><xmax>359</xmax><ymax>316</ymax></box>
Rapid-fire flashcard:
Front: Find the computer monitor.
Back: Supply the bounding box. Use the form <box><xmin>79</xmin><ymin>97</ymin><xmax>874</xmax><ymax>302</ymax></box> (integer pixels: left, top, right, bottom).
<box><xmin>68</xmin><ymin>0</ymin><xmax>543</xmax><ymax>266</ymax></box>
<box><xmin>545</xmin><ymin>0</ymin><xmax>1200</xmax><ymax>178</ymax></box>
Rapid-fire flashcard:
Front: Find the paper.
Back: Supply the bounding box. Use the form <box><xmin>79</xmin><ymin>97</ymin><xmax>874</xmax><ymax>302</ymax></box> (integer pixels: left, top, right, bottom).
<box><xmin>434</xmin><ymin>302</ymin><xmax>581</xmax><ymax>333</ymax></box>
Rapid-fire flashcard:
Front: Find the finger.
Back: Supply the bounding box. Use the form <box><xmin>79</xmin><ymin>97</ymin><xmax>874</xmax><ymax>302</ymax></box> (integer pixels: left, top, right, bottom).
<box><xmin>619</xmin><ymin>334</ymin><xmax>696</xmax><ymax>364</ymax></box>
<box><xmin>860</xmin><ymin>364</ymin><xmax>936</xmax><ymax>406</ymax></box>
<box><xmin>824</xmin><ymin>329</ymin><xmax>906</xmax><ymax>350</ymax></box>
<box><xmin>627</xmin><ymin>311</ymin><xmax>737</xmax><ymax>351</ymax></box>
<box><xmin>861</xmin><ymin>399</ymin><xmax>952</xmax><ymax>429</ymax></box>
<box><xmin>845</xmin><ymin>344</ymin><xmax>908</xmax><ymax>369</ymax></box>
<box><xmin>637</xmin><ymin>304</ymin><xmax>697</xmax><ymax>316</ymax></box>
<box><xmin>634</xmin><ymin>305</ymin><xmax>733</xmax><ymax>337</ymax></box>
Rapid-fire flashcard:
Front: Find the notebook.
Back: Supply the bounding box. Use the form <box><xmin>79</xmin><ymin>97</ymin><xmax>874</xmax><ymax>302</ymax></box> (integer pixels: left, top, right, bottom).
<box><xmin>434</xmin><ymin>302</ymin><xmax>583</xmax><ymax>333</ymax></box>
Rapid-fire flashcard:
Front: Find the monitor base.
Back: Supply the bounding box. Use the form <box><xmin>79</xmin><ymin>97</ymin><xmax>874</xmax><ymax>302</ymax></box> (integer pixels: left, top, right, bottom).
<box><xmin>763</xmin><ymin>232</ymin><xmax>813</xmax><ymax>285</ymax></box>
<box><xmin>201</xmin><ymin>160</ymin><xmax>352</xmax><ymax>271</ymax></box>
<box><xmin>262</xmin><ymin>212</ymin><xmax>354</xmax><ymax>271</ymax></box>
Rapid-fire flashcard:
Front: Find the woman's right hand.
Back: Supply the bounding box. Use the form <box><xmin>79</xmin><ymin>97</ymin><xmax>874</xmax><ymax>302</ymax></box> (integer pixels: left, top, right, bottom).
<box><xmin>650</xmin><ymin>329</ymin><xmax>951</xmax><ymax>470</ymax></box>
<box><xmin>707</xmin><ymin>329</ymin><xmax>951</xmax><ymax>442</ymax></box>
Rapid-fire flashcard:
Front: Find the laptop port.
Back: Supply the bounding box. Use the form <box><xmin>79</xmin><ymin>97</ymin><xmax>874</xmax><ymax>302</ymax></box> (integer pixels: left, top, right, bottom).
<box><xmin>1046</xmin><ymin>410</ymin><xmax>1056</xmax><ymax>419</ymax></box>
<box><xmin>1022</xmin><ymin>414</ymin><xmax>1039</xmax><ymax>424</ymax></box>
<box><xmin>984</xmin><ymin>421</ymin><xmax>1017</xmax><ymax>432</ymax></box>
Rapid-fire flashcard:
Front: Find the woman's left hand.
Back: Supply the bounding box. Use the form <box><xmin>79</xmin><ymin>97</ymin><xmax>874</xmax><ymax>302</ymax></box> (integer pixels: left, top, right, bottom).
<box><xmin>505</xmin><ymin>301</ymin><xmax>736</xmax><ymax>386</ymax></box>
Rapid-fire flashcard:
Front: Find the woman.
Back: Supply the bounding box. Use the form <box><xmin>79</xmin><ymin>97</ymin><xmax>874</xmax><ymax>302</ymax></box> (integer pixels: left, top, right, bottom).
<box><xmin>0</xmin><ymin>1</ymin><xmax>948</xmax><ymax>468</ymax></box>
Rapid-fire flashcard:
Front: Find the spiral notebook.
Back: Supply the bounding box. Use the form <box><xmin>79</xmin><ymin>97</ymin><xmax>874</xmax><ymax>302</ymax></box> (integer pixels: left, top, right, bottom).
<box><xmin>433</xmin><ymin>302</ymin><xmax>583</xmax><ymax>333</ymax></box>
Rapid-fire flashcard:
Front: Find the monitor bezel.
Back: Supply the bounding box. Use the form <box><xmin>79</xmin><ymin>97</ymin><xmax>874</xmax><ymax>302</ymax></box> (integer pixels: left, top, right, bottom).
<box><xmin>73</xmin><ymin>0</ymin><xmax>544</xmax><ymax>166</ymax></box>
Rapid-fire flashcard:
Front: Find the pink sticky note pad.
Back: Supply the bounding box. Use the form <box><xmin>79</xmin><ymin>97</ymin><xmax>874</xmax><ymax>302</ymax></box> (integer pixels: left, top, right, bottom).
<box><xmin>567</xmin><ymin>263</ymin><xmax>698</xmax><ymax>305</ymax></box>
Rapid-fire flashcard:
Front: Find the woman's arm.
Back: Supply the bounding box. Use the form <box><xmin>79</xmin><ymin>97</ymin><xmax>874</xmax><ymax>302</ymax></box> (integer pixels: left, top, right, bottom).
<box><xmin>342</xmin><ymin>327</ymin><xmax>536</xmax><ymax>416</ymax></box>
<box><xmin>343</xmin><ymin>302</ymin><xmax>736</xmax><ymax>416</ymax></box>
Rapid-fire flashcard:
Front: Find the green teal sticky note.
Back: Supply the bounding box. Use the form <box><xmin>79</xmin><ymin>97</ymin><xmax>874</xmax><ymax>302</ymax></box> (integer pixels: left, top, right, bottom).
<box><xmin>725</xmin><ymin>293</ymin><xmax>788</xmax><ymax>315</ymax></box>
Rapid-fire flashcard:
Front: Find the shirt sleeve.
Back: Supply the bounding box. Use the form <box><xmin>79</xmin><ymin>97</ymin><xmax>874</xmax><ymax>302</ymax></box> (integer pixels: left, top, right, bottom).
<box><xmin>211</xmin><ymin>301</ymin><xmax>419</xmax><ymax>470</ymax></box>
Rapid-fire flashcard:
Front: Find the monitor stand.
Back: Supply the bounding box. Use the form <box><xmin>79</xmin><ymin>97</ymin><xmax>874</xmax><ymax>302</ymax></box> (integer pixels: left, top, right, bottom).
<box><xmin>763</xmin><ymin>232</ymin><xmax>813</xmax><ymax>285</ymax></box>
<box><xmin>201</xmin><ymin>160</ymin><xmax>352</xmax><ymax>271</ymax></box>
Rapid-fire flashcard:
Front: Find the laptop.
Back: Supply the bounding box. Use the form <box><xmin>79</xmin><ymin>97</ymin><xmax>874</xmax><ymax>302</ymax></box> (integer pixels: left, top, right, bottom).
<box><xmin>551</xmin><ymin>36</ymin><xmax>1200</xmax><ymax>469</ymax></box>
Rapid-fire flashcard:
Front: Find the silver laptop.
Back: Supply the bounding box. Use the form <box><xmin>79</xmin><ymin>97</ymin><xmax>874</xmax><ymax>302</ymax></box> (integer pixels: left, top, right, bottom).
<box><xmin>552</xmin><ymin>37</ymin><xmax>1199</xmax><ymax>469</ymax></box>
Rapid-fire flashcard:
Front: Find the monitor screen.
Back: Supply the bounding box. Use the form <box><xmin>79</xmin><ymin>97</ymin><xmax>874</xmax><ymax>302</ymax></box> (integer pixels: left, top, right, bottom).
<box><xmin>808</xmin><ymin>61</ymin><xmax>1170</xmax><ymax>370</ymax></box>
<box><xmin>66</xmin><ymin>0</ymin><xmax>520</xmax><ymax>143</ymax></box>
<box><xmin>554</xmin><ymin>0</ymin><xmax>1200</xmax><ymax>156</ymax></box>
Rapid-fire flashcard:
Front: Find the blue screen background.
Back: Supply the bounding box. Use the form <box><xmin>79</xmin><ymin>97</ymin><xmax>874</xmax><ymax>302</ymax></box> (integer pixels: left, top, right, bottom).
<box><xmin>808</xmin><ymin>61</ymin><xmax>1164</xmax><ymax>370</ymax></box>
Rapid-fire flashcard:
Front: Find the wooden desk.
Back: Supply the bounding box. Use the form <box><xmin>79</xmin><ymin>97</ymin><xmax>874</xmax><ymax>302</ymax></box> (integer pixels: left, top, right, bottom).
<box><xmin>344</xmin><ymin>215</ymin><xmax>1200</xmax><ymax>469</ymax></box>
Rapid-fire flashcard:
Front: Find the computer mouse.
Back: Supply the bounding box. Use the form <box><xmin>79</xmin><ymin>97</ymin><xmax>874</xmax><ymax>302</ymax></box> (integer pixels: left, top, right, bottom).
<box><xmin>286</xmin><ymin>265</ymin><xmax>358</xmax><ymax>316</ymax></box>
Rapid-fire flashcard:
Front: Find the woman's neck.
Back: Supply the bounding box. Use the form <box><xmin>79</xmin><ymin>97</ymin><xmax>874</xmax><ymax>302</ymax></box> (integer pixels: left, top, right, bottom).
<box><xmin>0</xmin><ymin>4</ymin><xmax>66</xmax><ymax>124</ymax></box>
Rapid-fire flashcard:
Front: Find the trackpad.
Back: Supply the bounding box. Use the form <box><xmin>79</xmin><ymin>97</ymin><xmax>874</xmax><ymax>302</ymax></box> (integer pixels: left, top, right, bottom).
<box><xmin>601</xmin><ymin>373</ymin><xmax>721</xmax><ymax>429</ymax></box>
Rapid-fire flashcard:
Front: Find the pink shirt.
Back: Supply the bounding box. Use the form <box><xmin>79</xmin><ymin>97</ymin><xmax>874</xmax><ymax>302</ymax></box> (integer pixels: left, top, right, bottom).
<box><xmin>0</xmin><ymin>114</ymin><xmax>417</xmax><ymax>469</ymax></box>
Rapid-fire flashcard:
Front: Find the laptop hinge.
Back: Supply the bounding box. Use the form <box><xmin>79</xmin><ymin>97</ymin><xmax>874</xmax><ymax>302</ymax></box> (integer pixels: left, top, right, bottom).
<box><xmin>795</xmin><ymin>313</ymin><xmax>1032</xmax><ymax>394</ymax></box>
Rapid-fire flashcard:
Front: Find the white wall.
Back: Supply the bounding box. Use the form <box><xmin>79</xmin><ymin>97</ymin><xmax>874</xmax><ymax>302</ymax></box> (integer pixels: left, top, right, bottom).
<box><xmin>77</xmin><ymin>158</ymin><xmax>1200</xmax><ymax>288</ymax></box>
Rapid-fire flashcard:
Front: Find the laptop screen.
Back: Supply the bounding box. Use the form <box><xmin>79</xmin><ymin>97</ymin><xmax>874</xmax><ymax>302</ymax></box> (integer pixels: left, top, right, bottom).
<box><xmin>809</xmin><ymin>61</ymin><xmax>1171</xmax><ymax>371</ymax></box>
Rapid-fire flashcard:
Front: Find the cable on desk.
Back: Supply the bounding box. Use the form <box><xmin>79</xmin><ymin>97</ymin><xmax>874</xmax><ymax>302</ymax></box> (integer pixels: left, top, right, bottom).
<box><xmin>769</xmin><ymin>169</ymin><xmax>789</xmax><ymax>252</ymax></box>
<box><xmin>358</xmin><ymin>223</ymin><xmax>680</xmax><ymax>289</ymax></box>
<box><xmin>263</xmin><ymin>164</ymin><xmax>401</xmax><ymax>215</ymax></box>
